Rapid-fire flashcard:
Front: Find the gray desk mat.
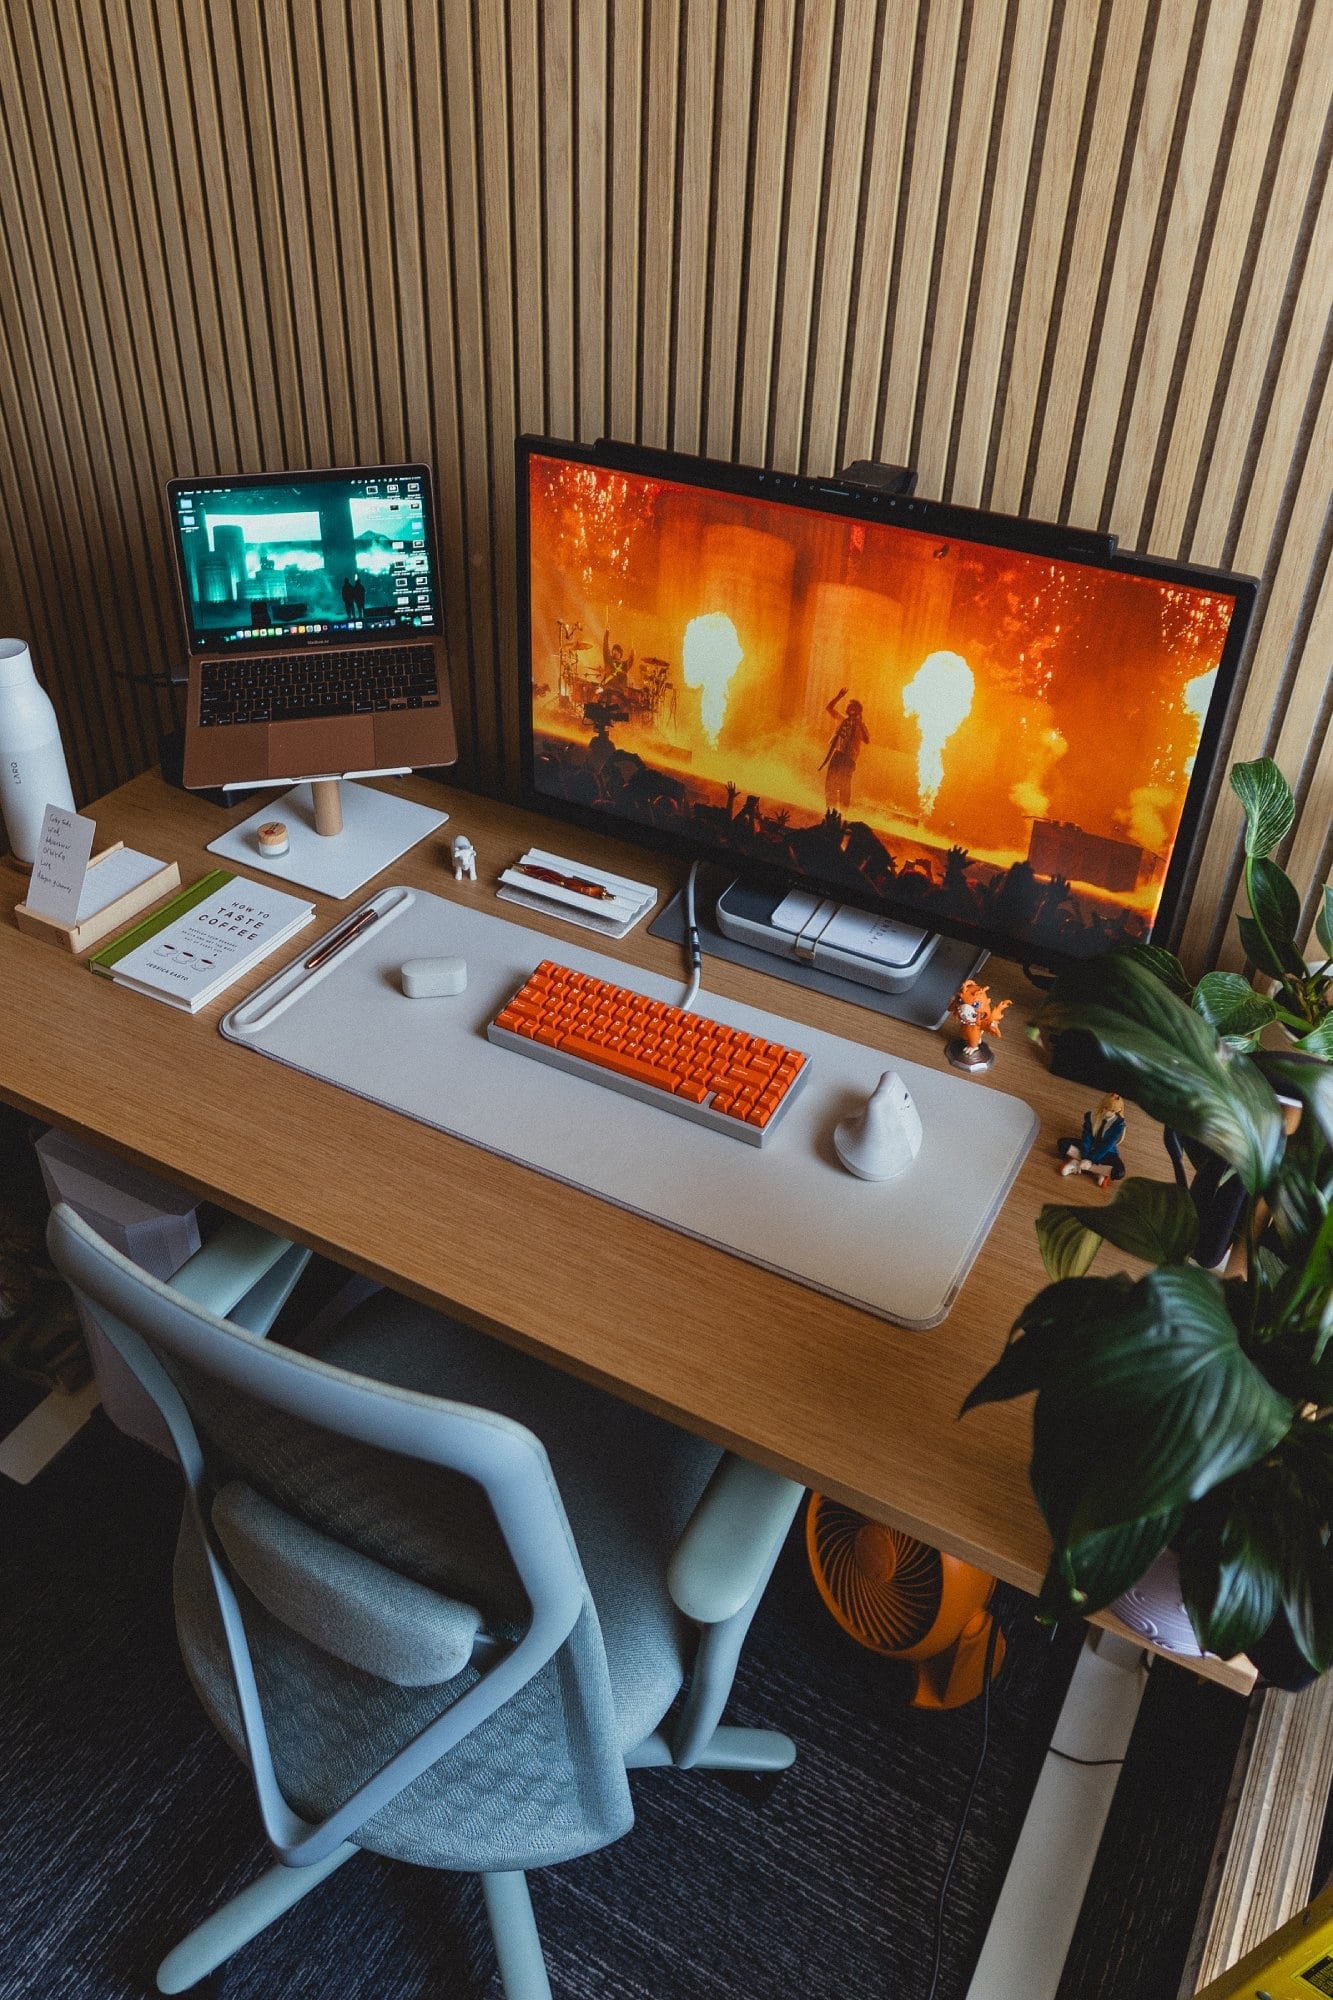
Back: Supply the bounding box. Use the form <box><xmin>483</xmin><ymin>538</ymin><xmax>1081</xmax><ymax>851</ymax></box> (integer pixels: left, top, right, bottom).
<box><xmin>222</xmin><ymin>886</ymin><xmax>1038</xmax><ymax>1329</ymax></box>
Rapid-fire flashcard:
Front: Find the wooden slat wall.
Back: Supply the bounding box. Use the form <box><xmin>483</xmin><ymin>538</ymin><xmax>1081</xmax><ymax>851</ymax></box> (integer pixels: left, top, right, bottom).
<box><xmin>0</xmin><ymin>0</ymin><xmax>1327</xmax><ymax>973</ymax></box>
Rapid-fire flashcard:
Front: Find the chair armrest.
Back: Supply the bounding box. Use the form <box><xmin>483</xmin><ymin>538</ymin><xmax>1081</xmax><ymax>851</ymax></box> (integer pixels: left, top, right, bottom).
<box><xmin>668</xmin><ymin>1454</ymin><xmax>805</xmax><ymax>1625</ymax></box>
<box><xmin>170</xmin><ymin>1219</ymin><xmax>309</xmax><ymax>1334</ymax></box>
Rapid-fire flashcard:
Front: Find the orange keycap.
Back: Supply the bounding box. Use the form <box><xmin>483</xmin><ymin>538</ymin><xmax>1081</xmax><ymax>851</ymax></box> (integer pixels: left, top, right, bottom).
<box><xmin>560</xmin><ymin>1036</ymin><xmax>681</xmax><ymax>1093</ymax></box>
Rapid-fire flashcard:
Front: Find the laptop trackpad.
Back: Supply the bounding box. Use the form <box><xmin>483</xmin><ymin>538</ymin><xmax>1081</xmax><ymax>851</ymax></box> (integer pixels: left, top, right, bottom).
<box><xmin>270</xmin><ymin>717</ymin><xmax>376</xmax><ymax>777</ymax></box>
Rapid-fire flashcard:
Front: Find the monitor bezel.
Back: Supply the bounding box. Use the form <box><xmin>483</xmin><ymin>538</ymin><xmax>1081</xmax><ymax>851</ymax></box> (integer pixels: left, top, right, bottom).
<box><xmin>166</xmin><ymin>461</ymin><xmax>445</xmax><ymax>656</ymax></box>
<box><xmin>514</xmin><ymin>433</ymin><xmax>1256</xmax><ymax>970</ymax></box>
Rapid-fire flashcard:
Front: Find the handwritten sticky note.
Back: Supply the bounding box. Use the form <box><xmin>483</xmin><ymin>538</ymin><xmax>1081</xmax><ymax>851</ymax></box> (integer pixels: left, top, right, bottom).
<box><xmin>24</xmin><ymin>804</ymin><xmax>97</xmax><ymax>924</ymax></box>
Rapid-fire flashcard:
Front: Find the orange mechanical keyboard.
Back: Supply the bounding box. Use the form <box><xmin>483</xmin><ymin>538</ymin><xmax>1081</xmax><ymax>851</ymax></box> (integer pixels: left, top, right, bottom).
<box><xmin>486</xmin><ymin>960</ymin><xmax>812</xmax><ymax>1146</ymax></box>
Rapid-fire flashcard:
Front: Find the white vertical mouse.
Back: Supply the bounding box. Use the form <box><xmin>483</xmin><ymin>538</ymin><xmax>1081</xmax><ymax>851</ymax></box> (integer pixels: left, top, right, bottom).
<box><xmin>833</xmin><ymin>1070</ymin><xmax>923</xmax><ymax>1181</ymax></box>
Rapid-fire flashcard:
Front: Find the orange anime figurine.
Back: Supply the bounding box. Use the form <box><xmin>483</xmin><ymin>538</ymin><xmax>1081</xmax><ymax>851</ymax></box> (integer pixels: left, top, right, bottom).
<box><xmin>945</xmin><ymin>979</ymin><xmax>1011</xmax><ymax>1071</ymax></box>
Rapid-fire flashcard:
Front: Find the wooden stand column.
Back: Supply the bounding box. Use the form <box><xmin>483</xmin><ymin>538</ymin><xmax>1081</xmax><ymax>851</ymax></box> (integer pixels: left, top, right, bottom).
<box><xmin>311</xmin><ymin>780</ymin><xmax>344</xmax><ymax>837</ymax></box>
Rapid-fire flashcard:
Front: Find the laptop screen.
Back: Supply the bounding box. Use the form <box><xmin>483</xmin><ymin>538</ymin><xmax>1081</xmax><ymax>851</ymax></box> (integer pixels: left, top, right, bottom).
<box><xmin>167</xmin><ymin>465</ymin><xmax>443</xmax><ymax>657</ymax></box>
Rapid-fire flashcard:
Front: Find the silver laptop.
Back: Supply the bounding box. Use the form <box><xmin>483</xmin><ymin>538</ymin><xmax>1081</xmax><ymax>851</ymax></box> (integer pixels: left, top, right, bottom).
<box><xmin>169</xmin><ymin>464</ymin><xmax>457</xmax><ymax>791</ymax></box>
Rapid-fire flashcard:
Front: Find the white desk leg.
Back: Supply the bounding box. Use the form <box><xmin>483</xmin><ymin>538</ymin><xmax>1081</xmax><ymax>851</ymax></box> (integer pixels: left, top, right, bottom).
<box><xmin>964</xmin><ymin>1627</ymin><xmax>1149</xmax><ymax>2000</ymax></box>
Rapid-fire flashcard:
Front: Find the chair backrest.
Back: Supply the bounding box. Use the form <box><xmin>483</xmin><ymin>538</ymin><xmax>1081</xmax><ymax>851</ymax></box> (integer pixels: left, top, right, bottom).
<box><xmin>47</xmin><ymin>1203</ymin><xmax>611</xmax><ymax>1869</ymax></box>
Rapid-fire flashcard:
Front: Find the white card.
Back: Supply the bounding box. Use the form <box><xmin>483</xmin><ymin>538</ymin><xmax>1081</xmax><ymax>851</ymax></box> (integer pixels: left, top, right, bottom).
<box><xmin>24</xmin><ymin>805</ymin><xmax>97</xmax><ymax>924</ymax></box>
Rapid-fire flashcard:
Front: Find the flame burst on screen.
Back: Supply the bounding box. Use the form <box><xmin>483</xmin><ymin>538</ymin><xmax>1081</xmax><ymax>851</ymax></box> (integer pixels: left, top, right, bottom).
<box><xmin>525</xmin><ymin>453</ymin><xmax>1240</xmax><ymax>960</ymax></box>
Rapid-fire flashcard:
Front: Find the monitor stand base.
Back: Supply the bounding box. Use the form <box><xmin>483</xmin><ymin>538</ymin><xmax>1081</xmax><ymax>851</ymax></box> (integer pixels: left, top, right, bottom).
<box><xmin>650</xmin><ymin>876</ymin><xmax>987</xmax><ymax>1032</ymax></box>
<box><xmin>207</xmin><ymin>779</ymin><xmax>449</xmax><ymax>899</ymax></box>
<box><xmin>716</xmin><ymin>880</ymin><xmax>941</xmax><ymax>994</ymax></box>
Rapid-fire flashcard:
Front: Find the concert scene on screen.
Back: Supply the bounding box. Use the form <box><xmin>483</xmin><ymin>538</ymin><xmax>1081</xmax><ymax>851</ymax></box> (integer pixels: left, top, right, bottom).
<box><xmin>175</xmin><ymin>473</ymin><xmax>435</xmax><ymax>645</ymax></box>
<box><xmin>525</xmin><ymin>452</ymin><xmax>1241</xmax><ymax>960</ymax></box>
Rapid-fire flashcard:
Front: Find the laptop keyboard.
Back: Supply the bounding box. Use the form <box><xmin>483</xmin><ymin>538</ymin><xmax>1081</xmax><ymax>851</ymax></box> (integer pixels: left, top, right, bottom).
<box><xmin>199</xmin><ymin>645</ymin><xmax>440</xmax><ymax>726</ymax></box>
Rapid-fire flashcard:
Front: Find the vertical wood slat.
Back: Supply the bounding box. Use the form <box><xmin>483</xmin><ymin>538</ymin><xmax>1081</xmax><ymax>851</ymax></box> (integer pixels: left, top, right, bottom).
<box><xmin>949</xmin><ymin>0</ymin><xmax>1055</xmax><ymax>508</ymax></box>
<box><xmin>701</xmin><ymin>0</ymin><xmax>754</xmax><ymax>461</ymax></box>
<box><xmin>670</xmin><ymin>0</ymin><xmax>718</xmax><ymax>457</ymax></box>
<box><xmin>1065</xmin><ymin>2</ymin><xmax>1201</xmax><ymax>532</ymax></box>
<box><xmin>841</xmin><ymin>0</ymin><xmax>920</xmax><ymax>462</ymax></box>
<box><xmin>878</xmin><ymin>0</ymin><xmax>966</xmax><ymax>467</ymax></box>
<box><xmin>0</xmin><ymin>0</ymin><xmax>142</xmax><ymax>780</ymax></box>
<box><xmin>766</xmin><ymin>0</ymin><xmax>836</xmax><ymax>474</ymax></box>
<box><xmin>1104</xmin><ymin>0</ymin><xmax>1251</xmax><ymax>545</ymax></box>
<box><xmin>541</xmin><ymin>0</ymin><xmax>576</xmax><ymax>437</ymax></box>
<box><xmin>735</xmin><ymin>0</ymin><xmax>795</xmax><ymax>463</ymax></box>
<box><xmin>409</xmin><ymin>0</ymin><xmax>472</xmax><ymax>775</ymax></box>
<box><xmin>911</xmin><ymin>0</ymin><xmax>1008</xmax><ymax>498</ymax></box>
<box><xmin>606</xmin><ymin>0</ymin><xmax>643</xmax><ymax>443</ymax></box>
<box><xmin>801</xmin><ymin>0</ymin><xmax>880</xmax><ymax>476</ymax></box>
<box><xmin>0</xmin><ymin>0</ymin><xmax>1325</xmax><ymax>983</ymax></box>
<box><xmin>1025</xmin><ymin>0</ymin><xmax>1153</xmax><ymax>522</ymax></box>
<box><xmin>987</xmin><ymin>0</ymin><xmax>1102</xmax><ymax>511</ymax></box>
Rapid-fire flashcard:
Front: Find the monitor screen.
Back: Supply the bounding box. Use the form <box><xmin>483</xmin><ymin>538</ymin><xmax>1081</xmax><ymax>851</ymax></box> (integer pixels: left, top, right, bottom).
<box><xmin>517</xmin><ymin>437</ymin><xmax>1255</xmax><ymax>968</ymax></box>
<box><xmin>167</xmin><ymin>464</ymin><xmax>442</xmax><ymax>654</ymax></box>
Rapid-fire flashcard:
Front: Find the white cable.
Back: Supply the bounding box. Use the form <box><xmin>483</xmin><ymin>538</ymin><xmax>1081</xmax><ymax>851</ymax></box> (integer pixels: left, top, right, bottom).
<box><xmin>681</xmin><ymin>861</ymin><xmax>702</xmax><ymax>1011</ymax></box>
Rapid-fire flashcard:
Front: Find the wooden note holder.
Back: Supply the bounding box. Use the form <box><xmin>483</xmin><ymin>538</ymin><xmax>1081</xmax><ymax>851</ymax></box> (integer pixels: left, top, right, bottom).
<box><xmin>14</xmin><ymin>842</ymin><xmax>181</xmax><ymax>954</ymax></box>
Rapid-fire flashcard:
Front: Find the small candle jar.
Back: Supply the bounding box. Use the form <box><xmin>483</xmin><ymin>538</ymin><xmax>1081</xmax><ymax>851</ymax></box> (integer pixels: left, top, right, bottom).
<box><xmin>256</xmin><ymin>820</ymin><xmax>290</xmax><ymax>857</ymax></box>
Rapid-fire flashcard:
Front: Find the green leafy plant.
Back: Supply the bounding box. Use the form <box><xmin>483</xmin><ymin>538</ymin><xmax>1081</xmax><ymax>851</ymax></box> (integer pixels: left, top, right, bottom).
<box><xmin>963</xmin><ymin>952</ymin><xmax>1333</xmax><ymax>1674</ymax></box>
<box><xmin>1134</xmin><ymin>758</ymin><xmax>1333</xmax><ymax>1057</ymax></box>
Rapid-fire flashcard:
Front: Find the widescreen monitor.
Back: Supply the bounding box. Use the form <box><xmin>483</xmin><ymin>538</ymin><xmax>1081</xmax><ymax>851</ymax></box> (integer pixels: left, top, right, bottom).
<box><xmin>516</xmin><ymin>437</ymin><xmax>1255</xmax><ymax>971</ymax></box>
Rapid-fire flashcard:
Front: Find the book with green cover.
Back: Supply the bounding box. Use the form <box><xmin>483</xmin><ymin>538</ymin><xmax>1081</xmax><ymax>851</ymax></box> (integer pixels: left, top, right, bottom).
<box><xmin>89</xmin><ymin>870</ymin><xmax>314</xmax><ymax>1011</ymax></box>
<box><xmin>89</xmin><ymin>869</ymin><xmax>236</xmax><ymax>975</ymax></box>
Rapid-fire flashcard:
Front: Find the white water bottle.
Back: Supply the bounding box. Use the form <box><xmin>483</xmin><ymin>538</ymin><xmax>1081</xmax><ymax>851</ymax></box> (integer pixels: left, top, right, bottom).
<box><xmin>0</xmin><ymin>639</ymin><xmax>75</xmax><ymax>862</ymax></box>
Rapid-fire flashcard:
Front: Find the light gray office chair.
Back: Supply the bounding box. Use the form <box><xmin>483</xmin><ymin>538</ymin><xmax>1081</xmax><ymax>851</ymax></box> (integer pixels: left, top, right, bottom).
<box><xmin>47</xmin><ymin>1202</ymin><xmax>803</xmax><ymax>1998</ymax></box>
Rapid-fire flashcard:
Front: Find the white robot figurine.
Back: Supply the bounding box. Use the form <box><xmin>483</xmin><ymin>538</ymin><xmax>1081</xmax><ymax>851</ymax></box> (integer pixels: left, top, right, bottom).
<box><xmin>451</xmin><ymin>833</ymin><xmax>477</xmax><ymax>883</ymax></box>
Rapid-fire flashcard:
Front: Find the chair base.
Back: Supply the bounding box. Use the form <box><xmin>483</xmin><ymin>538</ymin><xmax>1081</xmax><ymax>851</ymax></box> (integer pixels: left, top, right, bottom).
<box><xmin>155</xmin><ymin>1842</ymin><xmax>359</xmax><ymax>1993</ymax></box>
<box><xmin>481</xmin><ymin>1871</ymin><xmax>552</xmax><ymax>2000</ymax></box>
<box><xmin>156</xmin><ymin>1727</ymin><xmax>795</xmax><ymax>1997</ymax></box>
<box><xmin>627</xmin><ymin>1722</ymin><xmax>797</xmax><ymax>1772</ymax></box>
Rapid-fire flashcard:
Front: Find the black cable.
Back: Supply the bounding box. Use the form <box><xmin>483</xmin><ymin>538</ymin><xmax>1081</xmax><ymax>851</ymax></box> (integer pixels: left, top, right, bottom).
<box><xmin>924</xmin><ymin>1611</ymin><xmax>1002</xmax><ymax>2000</ymax></box>
<box><xmin>112</xmin><ymin>667</ymin><xmax>181</xmax><ymax>688</ymax></box>
<box><xmin>1047</xmin><ymin>1747</ymin><xmax>1125</xmax><ymax>1769</ymax></box>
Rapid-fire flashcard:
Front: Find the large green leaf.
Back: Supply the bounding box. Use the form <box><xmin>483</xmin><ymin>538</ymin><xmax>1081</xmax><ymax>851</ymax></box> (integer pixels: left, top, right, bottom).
<box><xmin>1265</xmin><ymin>1427</ymin><xmax>1333</xmax><ymax>1673</ymax></box>
<box><xmin>1175</xmin><ymin>1492</ymin><xmax>1283</xmax><ymax>1660</ymax></box>
<box><xmin>1179</xmin><ymin>1432</ymin><xmax>1333</xmax><ymax>1672</ymax></box>
<box><xmin>1281</xmin><ymin>1517</ymin><xmax>1333</xmax><ymax>1674</ymax></box>
<box><xmin>1316</xmin><ymin>884</ymin><xmax>1333</xmax><ymax>960</ymax></box>
<box><xmin>960</xmin><ymin>1276</ymin><xmax>1135</xmax><ymax>1414</ymax></box>
<box><xmin>1237</xmin><ymin>913</ymin><xmax>1288</xmax><ymax>981</ymax></box>
<box><xmin>1192</xmin><ymin>971</ymin><xmax>1279</xmax><ymax>1046</ymax></box>
<box><xmin>1036</xmin><ymin>955</ymin><xmax>1285</xmax><ymax>1194</ymax></box>
<box><xmin>1298</xmin><ymin>1017</ymin><xmax>1333</xmax><ymax>1061</ymax></box>
<box><xmin>1036</xmin><ymin>1206</ymin><xmax>1102</xmax><ymax>1279</ymax></box>
<box><xmin>1283</xmin><ymin>1204</ymin><xmax>1333</xmax><ymax>1362</ymax></box>
<box><xmin>1066</xmin><ymin>1176</ymin><xmax>1199</xmax><ymax>1265</ymax></box>
<box><xmin>1117</xmin><ymin>940</ymin><xmax>1193</xmax><ymax>1001</ymax></box>
<box><xmin>1024</xmin><ymin>1267</ymin><xmax>1294</xmax><ymax>1536</ymax></box>
<box><xmin>1231</xmin><ymin>756</ymin><xmax>1294</xmax><ymax>859</ymax></box>
<box><xmin>1247</xmin><ymin>858</ymin><xmax>1307</xmax><ymax>975</ymax></box>
<box><xmin>1036</xmin><ymin>1513</ymin><xmax>1180</xmax><ymax>1621</ymax></box>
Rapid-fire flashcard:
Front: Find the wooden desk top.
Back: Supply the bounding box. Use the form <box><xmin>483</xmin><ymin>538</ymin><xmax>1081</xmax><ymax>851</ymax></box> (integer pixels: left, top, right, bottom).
<box><xmin>0</xmin><ymin>771</ymin><xmax>1251</xmax><ymax>1692</ymax></box>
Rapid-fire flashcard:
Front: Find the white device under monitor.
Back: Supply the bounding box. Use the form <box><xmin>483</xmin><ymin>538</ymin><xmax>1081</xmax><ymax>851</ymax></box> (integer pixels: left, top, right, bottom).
<box><xmin>716</xmin><ymin>883</ymin><xmax>940</xmax><ymax>994</ymax></box>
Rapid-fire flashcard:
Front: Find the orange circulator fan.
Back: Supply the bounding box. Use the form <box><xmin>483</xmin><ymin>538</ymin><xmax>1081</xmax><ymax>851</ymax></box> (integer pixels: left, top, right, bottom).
<box><xmin>805</xmin><ymin>1495</ymin><xmax>1006</xmax><ymax>1710</ymax></box>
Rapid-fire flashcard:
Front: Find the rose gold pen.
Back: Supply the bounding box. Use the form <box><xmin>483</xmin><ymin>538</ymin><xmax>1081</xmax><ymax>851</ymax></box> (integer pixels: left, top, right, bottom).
<box><xmin>304</xmin><ymin>907</ymin><xmax>379</xmax><ymax>970</ymax></box>
<box><xmin>513</xmin><ymin>862</ymin><xmax>615</xmax><ymax>901</ymax></box>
